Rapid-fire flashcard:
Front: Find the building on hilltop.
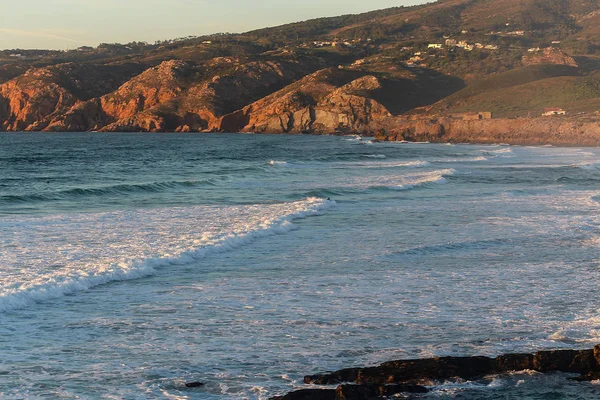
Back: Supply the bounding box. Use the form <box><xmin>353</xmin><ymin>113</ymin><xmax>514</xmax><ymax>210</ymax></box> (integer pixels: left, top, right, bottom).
<box><xmin>542</xmin><ymin>108</ymin><xmax>566</xmax><ymax>116</ymax></box>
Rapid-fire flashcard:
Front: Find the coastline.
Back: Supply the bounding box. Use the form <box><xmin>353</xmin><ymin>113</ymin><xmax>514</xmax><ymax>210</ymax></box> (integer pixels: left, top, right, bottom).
<box><xmin>371</xmin><ymin>116</ymin><xmax>600</xmax><ymax>148</ymax></box>
<box><xmin>5</xmin><ymin>115</ymin><xmax>600</xmax><ymax>148</ymax></box>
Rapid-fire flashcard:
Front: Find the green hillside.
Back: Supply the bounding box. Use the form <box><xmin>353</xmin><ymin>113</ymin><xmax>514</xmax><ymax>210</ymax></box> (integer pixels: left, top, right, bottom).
<box><xmin>433</xmin><ymin>65</ymin><xmax>600</xmax><ymax>116</ymax></box>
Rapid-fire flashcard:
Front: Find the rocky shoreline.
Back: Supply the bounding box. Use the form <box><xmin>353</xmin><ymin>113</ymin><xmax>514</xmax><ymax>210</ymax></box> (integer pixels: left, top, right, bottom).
<box><xmin>371</xmin><ymin>116</ymin><xmax>600</xmax><ymax>147</ymax></box>
<box><xmin>4</xmin><ymin>60</ymin><xmax>600</xmax><ymax>147</ymax></box>
<box><xmin>271</xmin><ymin>345</ymin><xmax>600</xmax><ymax>399</ymax></box>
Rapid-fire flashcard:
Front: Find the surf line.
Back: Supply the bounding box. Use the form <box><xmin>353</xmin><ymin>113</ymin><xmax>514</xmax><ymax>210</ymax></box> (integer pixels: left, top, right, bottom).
<box><xmin>0</xmin><ymin>197</ymin><xmax>336</xmax><ymax>313</ymax></box>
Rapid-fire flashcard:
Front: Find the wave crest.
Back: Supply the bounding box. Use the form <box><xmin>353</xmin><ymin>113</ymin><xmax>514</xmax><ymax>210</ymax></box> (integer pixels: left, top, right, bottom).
<box><xmin>0</xmin><ymin>180</ymin><xmax>216</xmax><ymax>204</ymax></box>
<box><xmin>0</xmin><ymin>197</ymin><xmax>334</xmax><ymax>313</ymax></box>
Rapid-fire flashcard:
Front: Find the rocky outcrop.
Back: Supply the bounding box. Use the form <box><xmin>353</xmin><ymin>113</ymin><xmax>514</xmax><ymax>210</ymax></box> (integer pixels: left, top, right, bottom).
<box><xmin>304</xmin><ymin>347</ymin><xmax>600</xmax><ymax>387</ymax></box>
<box><xmin>46</xmin><ymin>60</ymin><xmax>192</xmax><ymax>132</ymax></box>
<box><xmin>271</xmin><ymin>345</ymin><xmax>600</xmax><ymax>399</ymax></box>
<box><xmin>0</xmin><ymin>79</ymin><xmax>77</xmax><ymax>131</ymax></box>
<box><xmin>270</xmin><ymin>384</ymin><xmax>428</xmax><ymax>400</ymax></box>
<box><xmin>522</xmin><ymin>48</ymin><xmax>578</xmax><ymax>68</ymax></box>
<box><xmin>220</xmin><ymin>70</ymin><xmax>392</xmax><ymax>134</ymax></box>
<box><xmin>44</xmin><ymin>58</ymin><xmax>321</xmax><ymax>132</ymax></box>
<box><xmin>99</xmin><ymin>112</ymin><xmax>166</xmax><ymax>132</ymax></box>
<box><xmin>375</xmin><ymin>115</ymin><xmax>600</xmax><ymax>146</ymax></box>
<box><xmin>0</xmin><ymin>62</ymin><xmax>146</xmax><ymax>131</ymax></box>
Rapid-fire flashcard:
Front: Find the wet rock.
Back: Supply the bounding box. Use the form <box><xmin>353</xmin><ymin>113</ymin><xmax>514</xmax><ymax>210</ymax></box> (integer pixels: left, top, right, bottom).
<box><xmin>569</xmin><ymin>350</ymin><xmax>597</xmax><ymax>372</ymax></box>
<box><xmin>571</xmin><ymin>371</ymin><xmax>600</xmax><ymax>382</ymax></box>
<box><xmin>357</xmin><ymin>356</ymin><xmax>495</xmax><ymax>384</ymax></box>
<box><xmin>335</xmin><ymin>383</ymin><xmax>428</xmax><ymax>399</ymax></box>
<box><xmin>270</xmin><ymin>388</ymin><xmax>336</xmax><ymax>400</ymax></box>
<box><xmin>184</xmin><ymin>381</ymin><xmax>204</xmax><ymax>388</ymax></box>
<box><xmin>304</xmin><ymin>348</ymin><xmax>600</xmax><ymax>387</ymax></box>
<box><xmin>593</xmin><ymin>344</ymin><xmax>600</xmax><ymax>365</ymax></box>
<box><xmin>533</xmin><ymin>349</ymin><xmax>586</xmax><ymax>372</ymax></box>
<box><xmin>304</xmin><ymin>368</ymin><xmax>361</xmax><ymax>385</ymax></box>
<box><xmin>494</xmin><ymin>353</ymin><xmax>534</xmax><ymax>372</ymax></box>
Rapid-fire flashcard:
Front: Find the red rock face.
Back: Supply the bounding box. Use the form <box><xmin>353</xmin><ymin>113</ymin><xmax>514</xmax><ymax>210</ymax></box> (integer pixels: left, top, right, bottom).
<box><xmin>222</xmin><ymin>70</ymin><xmax>393</xmax><ymax>134</ymax></box>
<box><xmin>0</xmin><ymin>79</ymin><xmax>77</xmax><ymax>131</ymax></box>
<box><xmin>39</xmin><ymin>58</ymin><xmax>319</xmax><ymax>133</ymax></box>
<box><xmin>0</xmin><ymin>62</ymin><xmax>145</xmax><ymax>132</ymax></box>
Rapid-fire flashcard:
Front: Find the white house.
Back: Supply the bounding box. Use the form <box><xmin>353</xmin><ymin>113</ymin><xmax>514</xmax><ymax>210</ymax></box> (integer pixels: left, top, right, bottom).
<box><xmin>543</xmin><ymin>108</ymin><xmax>566</xmax><ymax>116</ymax></box>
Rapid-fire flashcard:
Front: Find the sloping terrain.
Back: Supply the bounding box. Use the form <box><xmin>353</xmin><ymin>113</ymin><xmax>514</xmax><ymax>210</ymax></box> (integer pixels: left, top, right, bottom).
<box><xmin>4</xmin><ymin>0</ymin><xmax>600</xmax><ymax>133</ymax></box>
<box><xmin>429</xmin><ymin>64</ymin><xmax>600</xmax><ymax>117</ymax></box>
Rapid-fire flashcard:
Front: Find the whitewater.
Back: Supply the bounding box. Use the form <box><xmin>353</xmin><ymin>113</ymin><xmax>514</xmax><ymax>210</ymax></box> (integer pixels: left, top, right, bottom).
<box><xmin>1</xmin><ymin>133</ymin><xmax>600</xmax><ymax>399</ymax></box>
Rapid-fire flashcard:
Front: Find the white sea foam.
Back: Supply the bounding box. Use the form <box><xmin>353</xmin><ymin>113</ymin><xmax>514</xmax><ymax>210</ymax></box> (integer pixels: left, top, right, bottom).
<box><xmin>435</xmin><ymin>156</ymin><xmax>488</xmax><ymax>163</ymax></box>
<box><xmin>487</xmin><ymin>148</ymin><xmax>513</xmax><ymax>155</ymax></box>
<box><xmin>331</xmin><ymin>169</ymin><xmax>454</xmax><ymax>192</ymax></box>
<box><xmin>0</xmin><ymin>197</ymin><xmax>334</xmax><ymax>312</ymax></box>
<box><xmin>391</xmin><ymin>175</ymin><xmax>448</xmax><ymax>191</ymax></box>
<box><xmin>548</xmin><ymin>329</ymin><xmax>570</xmax><ymax>341</ymax></box>
<box><xmin>268</xmin><ymin>160</ymin><xmax>288</xmax><ymax>166</ymax></box>
<box><xmin>364</xmin><ymin>154</ymin><xmax>386</xmax><ymax>159</ymax></box>
<box><xmin>576</xmin><ymin>162</ymin><xmax>600</xmax><ymax>171</ymax></box>
<box><xmin>344</xmin><ymin>160</ymin><xmax>431</xmax><ymax>169</ymax></box>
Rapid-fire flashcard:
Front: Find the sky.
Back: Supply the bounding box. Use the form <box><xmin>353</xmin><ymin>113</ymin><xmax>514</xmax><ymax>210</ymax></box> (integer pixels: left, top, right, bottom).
<box><xmin>1</xmin><ymin>0</ymin><xmax>429</xmax><ymax>50</ymax></box>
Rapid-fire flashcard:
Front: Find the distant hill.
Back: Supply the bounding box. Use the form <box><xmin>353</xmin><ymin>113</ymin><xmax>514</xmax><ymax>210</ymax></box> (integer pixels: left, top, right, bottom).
<box><xmin>3</xmin><ymin>0</ymin><xmax>600</xmax><ymax>134</ymax></box>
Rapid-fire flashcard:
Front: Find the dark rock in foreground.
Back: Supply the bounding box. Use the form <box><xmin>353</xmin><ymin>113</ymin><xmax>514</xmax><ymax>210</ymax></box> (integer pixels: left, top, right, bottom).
<box><xmin>271</xmin><ymin>388</ymin><xmax>336</xmax><ymax>400</ymax></box>
<box><xmin>272</xmin><ymin>345</ymin><xmax>600</xmax><ymax>399</ymax></box>
<box><xmin>270</xmin><ymin>384</ymin><xmax>428</xmax><ymax>400</ymax></box>
<box><xmin>304</xmin><ymin>347</ymin><xmax>600</xmax><ymax>386</ymax></box>
<box><xmin>184</xmin><ymin>381</ymin><xmax>205</xmax><ymax>388</ymax></box>
<box><xmin>336</xmin><ymin>383</ymin><xmax>429</xmax><ymax>399</ymax></box>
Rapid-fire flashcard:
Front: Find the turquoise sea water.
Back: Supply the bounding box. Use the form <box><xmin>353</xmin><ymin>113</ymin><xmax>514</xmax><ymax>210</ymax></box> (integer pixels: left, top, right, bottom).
<box><xmin>1</xmin><ymin>133</ymin><xmax>600</xmax><ymax>399</ymax></box>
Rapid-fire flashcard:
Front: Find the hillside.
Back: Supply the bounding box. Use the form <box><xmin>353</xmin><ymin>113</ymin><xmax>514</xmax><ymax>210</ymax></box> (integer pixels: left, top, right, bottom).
<box><xmin>4</xmin><ymin>0</ymin><xmax>600</xmax><ymax>136</ymax></box>
<box><xmin>428</xmin><ymin>64</ymin><xmax>600</xmax><ymax>117</ymax></box>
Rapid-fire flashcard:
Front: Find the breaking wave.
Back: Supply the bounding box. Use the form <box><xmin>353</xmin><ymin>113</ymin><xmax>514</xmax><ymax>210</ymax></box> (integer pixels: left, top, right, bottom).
<box><xmin>0</xmin><ymin>197</ymin><xmax>335</xmax><ymax>313</ymax></box>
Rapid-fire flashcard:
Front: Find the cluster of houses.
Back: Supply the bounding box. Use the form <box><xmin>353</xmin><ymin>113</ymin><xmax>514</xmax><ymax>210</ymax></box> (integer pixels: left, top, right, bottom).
<box><xmin>527</xmin><ymin>42</ymin><xmax>561</xmax><ymax>52</ymax></box>
<box><xmin>402</xmin><ymin>37</ymin><xmax>499</xmax><ymax>67</ymax></box>
<box><xmin>308</xmin><ymin>38</ymin><xmax>372</xmax><ymax>49</ymax></box>
<box><xmin>488</xmin><ymin>30</ymin><xmax>526</xmax><ymax>36</ymax></box>
<box><xmin>426</xmin><ymin>39</ymin><xmax>499</xmax><ymax>52</ymax></box>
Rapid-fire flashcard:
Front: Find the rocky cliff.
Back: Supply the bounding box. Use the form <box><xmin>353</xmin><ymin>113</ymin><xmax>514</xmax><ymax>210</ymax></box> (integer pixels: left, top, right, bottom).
<box><xmin>0</xmin><ymin>62</ymin><xmax>145</xmax><ymax>131</ymax></box>
<box><xmin>376</xmin><ymin>115</ymin><xmax>600</xmax><ymax>146</ymax></box>
<box><xmin>40</xmin><ymin>57</ymin><xmax>323</xmax><ymax>133</ymax></box>
<box><xmin>219</xmin><ymin>69</ymin><xmax>392</xmax><ymax>134</ymax></box>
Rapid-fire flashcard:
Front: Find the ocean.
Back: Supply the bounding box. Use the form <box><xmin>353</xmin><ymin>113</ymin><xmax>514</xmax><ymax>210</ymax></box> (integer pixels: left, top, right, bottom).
<box><xmin>1</xmin><ymin>132</ymin><xmax>600</xmax><ymax>399</ymax></box>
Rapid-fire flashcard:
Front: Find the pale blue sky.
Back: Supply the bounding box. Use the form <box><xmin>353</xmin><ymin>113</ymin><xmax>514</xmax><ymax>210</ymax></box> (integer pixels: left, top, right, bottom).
<box><xmin>1</xmin><ymin>0</ymin><xmax>429</xmax><ymax>50</ymax></box>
